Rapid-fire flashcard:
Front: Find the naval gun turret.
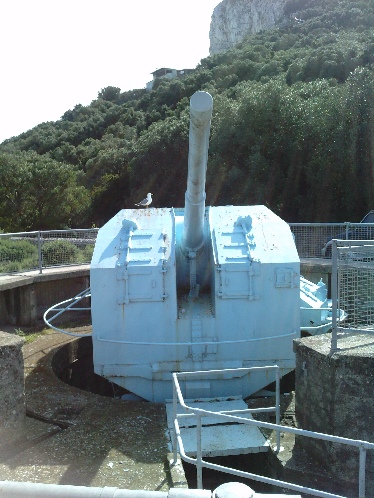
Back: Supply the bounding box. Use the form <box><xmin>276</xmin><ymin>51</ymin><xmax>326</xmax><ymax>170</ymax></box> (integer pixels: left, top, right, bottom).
<box><xmin>90</xmin><ymin>91</ymin><xmax>300</xmax><ymax>402</ymax></box>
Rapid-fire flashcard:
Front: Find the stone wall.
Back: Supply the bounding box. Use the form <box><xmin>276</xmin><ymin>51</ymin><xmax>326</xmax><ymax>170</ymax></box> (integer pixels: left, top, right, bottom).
<box><xmin>294</xmin><ymin>334</ymin><xmax>374</xmax><ymax>497</ymax></box>
<box><xmin>0</xmin><ymin>331</ymin><xmax>25</xmax><ymax>428</ymax></box>
<box><xmin>209</xmin><ymin>0</ymin><xmax>287</xmax><ymax>55</ymax></box>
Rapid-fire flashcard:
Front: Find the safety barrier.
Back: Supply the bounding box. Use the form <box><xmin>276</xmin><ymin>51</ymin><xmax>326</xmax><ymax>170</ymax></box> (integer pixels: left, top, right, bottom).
<box><xmin>171</xmin><ymin>368</ymin><xmax>374</xmax><ymax>498</ymax></box>
<box><xmin>330</xmin><ymin>239</ymin><xmax>374</xmax><ymax>352</ymax></box>
<box><xmin>289</xmin><ymin>222</ymin><xmax>374</xmax><ymax>259</ymax></box>
<box><xmin>2</xmin><ymin>222</ymin><xmax>374</xmax><ymax>275</ymax></box>
<box><xmin>0</xmin><ymin>229</ymin><xmax>98</xmax><ymax>274</ymax></box>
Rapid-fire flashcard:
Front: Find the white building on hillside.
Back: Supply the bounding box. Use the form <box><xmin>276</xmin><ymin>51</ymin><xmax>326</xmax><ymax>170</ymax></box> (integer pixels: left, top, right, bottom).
<box><xmin>146</xmin><ymin>67</ymin><xmax>193</xmax><ymax>91</ymax></box>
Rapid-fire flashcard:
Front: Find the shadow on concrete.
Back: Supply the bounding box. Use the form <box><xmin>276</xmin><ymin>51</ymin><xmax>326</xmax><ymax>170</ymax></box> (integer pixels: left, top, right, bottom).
<box><xmin>0</xmin><ymin>330</ymin><xmax>172</xmax><ymax>490</ymax></box>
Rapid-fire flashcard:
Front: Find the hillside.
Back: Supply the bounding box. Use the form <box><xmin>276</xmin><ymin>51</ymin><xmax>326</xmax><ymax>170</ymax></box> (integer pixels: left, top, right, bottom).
<box><xmin>210</xmin><ymin>0</ymin><xmax>287</xmax><ymax>55</ymax></box>
<box><xmin>1</xmin><ymin>0</ymin><xmax>374</xmax><ymax>231</ymax></box>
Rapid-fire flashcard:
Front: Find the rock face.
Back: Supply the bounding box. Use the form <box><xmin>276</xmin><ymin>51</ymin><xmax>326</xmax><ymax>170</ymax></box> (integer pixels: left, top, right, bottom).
<box><xmin>209</xmin><ymin>0</ymin><xmax>287</xmax><ymax>55</ymax></box>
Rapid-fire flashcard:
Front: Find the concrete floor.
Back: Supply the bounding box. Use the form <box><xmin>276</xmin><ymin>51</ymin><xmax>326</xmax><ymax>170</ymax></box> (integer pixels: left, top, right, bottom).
<box><xmin>2</xmin><ymin>324</ymin><xmax>357</xmax><ymax>496</ymax></box>
<box><xmin>0</xmin><ymin>327</ymin><xmax>303</xmax><ymax>495</ymax></box>
<box><xmin>0</xmin><ymin>330</ymin><xmax>186</xmax><ymax>490</ymax></box>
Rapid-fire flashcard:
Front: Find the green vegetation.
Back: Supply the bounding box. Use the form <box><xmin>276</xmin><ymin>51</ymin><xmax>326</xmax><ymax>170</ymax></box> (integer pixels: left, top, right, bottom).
<box><xmin>0</xmin><ymin>237</ymin><xmax>94</xmax><ymax>273</ymax></box>
<box><xmin>41</xmin><ymin>240</ymin><xmax>79</xmax><ymax>266</ymax></box>
<box><xmin>41</xmin><ymin>239</ymin><xmax>94</xmax><ymax>266</ymax></box>
<box><xmin>1</xmin><ymin>0</ymin><xmax>374</xmax><ymax>227</ymax></box>
<box><xmin>0</xmin><ymin>151</ymin><xmax>89</xmax><ymax>232</ymax></box>
<box><xmin>12</xmin><ymin>327</ymin><xmax>52</xmax><ymax>344</ymax></box>
<box><xmin>0</xmin><ymin>238</ymin><xmax>38</xmax><ymax>272</ymax></box>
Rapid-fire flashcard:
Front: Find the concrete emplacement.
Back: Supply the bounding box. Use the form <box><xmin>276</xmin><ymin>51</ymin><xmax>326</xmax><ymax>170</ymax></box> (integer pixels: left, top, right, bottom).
<box><xmin>0</xmin><ymin>329</ymin><xmax>301</xmax><ymax>497</ymax></box>
<box><xmin>0</xmin><ymin>252</ymin><xmax>372</xmax><ymax>495</ymax></box>
<box><xmin>0</xmin><ymin>229</ymin><xmax>372</xmax><ymax>493</ymax></box>
<box><xmin>1</xmin><ymin>320</ymin><xmax>374</xmax><ymax>497</ymax></box>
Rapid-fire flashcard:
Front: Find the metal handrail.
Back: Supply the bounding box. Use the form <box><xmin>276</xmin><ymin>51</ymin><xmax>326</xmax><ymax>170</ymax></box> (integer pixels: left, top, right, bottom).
<box><xmin>96</xmin><ymin>331</ymin><xmax>297</xmax><ymax>347</ymax></box>
<box><xmin>43</xmin><ymin>288</ymin><xmax>92</xmax><ymax>337</ymax></box>
<box><xmin>171</xmin><ymin>368</ymin><xmax>374</xmax><ymax>498</ymax></box>
<box><xmin>0</xmin><ymin>228</ymin><xmax>98</xmax><ymax>274</ymax></box>
<box><xmin>171</xmin><ymin>367</ymin><xmax>281</xmax><ymax>488</ymax></box>
<box><xmin>289</xmin><ymin>222</ymin><xmax>374</xmax><ymax>259</ymax></box>
<box><xmin>1</xmin><ymin>222</ymin><xmax>374</xmax><ymax>275</ymax></box>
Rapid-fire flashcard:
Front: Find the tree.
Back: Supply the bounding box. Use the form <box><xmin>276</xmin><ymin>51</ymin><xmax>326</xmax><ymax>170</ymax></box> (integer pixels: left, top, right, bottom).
<box><xmin>0</xmin><ymin>151</ymin><xmax>89</xmax><ymax>231</ymax></box>
<box><xmin>98</xmin><ymin>86</ymin><xmax>121</xmax><ymax>102</ymax></box>
<box><xmin>2</xmin><ymin>0</ymin><xmax>374</xmax><ymax>226</ymax></box>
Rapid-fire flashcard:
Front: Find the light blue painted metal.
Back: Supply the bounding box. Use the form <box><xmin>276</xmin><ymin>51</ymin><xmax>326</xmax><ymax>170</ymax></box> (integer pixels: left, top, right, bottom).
<box><xmin>90</xmin><ymin>91</ymin><xmax>300</xmax><ymax>402</ymax></box>
<box><xmin>299</xmin><ymin>276</ymin><xmax>347</xmax><ymax>335</ymax></box>
<box><xmin>182</xmin><ymin>91</ymin><xmax>212</xmax><ymax>254</ymax></box>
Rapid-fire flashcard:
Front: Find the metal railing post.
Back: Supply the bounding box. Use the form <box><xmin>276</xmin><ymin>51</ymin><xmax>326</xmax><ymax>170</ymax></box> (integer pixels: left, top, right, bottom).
<box><xmin>275</xmin><ymin>366</ymin><xmax>281</xmax><ymax>452</ymax></box>
<box><xmin>330</xmin><ymin>239</ymin><xmax>338</xmax><ymax>353</ymax></box>
<box><xmin>359</xmin><ymin>445</ymin><xmax>367</xmax><ymax>498</ymax></box>
<box><xmin>345</xmin><ymin>222</ymin><xmax>350</xmax><ymax>240</ymax></box>
<box><xmin>174</xmin><ymin>367</ymin><xmax>374</xmax><ymax>498</ymax></box>
<box><xmin>37</xmin><ymin>231</ymin><xmax>43</xmax><ymax>274</ymax></box>
<box><xmin>172</xmin><ymin>377</ymin><xmax>178</xmax><ymax>465</ymax></box>
<box><xmin>196</xmin><ymin>413</ymin><xmax>203</xmax><ymax>489</ymax></box>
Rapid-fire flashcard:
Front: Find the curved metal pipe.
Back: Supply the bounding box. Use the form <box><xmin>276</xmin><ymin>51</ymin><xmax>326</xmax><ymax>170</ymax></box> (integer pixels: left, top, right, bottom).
<box><xmin>43</xmin><ymin>288</ymin><xmax>92</xmax><ymax>337</ymax></box>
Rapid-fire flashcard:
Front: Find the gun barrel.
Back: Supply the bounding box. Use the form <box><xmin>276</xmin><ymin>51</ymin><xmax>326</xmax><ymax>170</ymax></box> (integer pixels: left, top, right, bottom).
<box><xmin>182</xmin><ymin>91</ymin><xmax>213</xmax><ymax>252</ymax></box>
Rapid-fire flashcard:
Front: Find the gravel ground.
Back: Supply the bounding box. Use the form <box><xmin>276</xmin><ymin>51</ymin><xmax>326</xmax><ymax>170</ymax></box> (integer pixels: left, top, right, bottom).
<box><xmin>0</xmin><ymin>329</ymin><xmax>179</xmax><ymax>490</ymax></box>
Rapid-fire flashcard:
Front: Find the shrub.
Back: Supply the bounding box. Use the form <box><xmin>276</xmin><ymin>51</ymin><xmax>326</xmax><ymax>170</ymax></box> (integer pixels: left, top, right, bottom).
<box><xmin>79</xmin><ymin>244</ymin><xmax>94</xmax><ymax>263</ymax></box>
<box><xmin>0</xmin><ymin>238</ymin><xmax>38</xmax><ymax>273</ymax></box>
<box><xmin>41</xmin><ymin>240</ymin><xmax>79</xmax><ymax>266</ymax></box>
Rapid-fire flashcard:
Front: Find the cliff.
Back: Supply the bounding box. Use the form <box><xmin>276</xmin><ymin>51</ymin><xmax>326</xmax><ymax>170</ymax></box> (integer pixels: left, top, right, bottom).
<box><xmin>209</xmin><ymin>0</ymin><xmax>287</xmax><ymax>55</ymax></box>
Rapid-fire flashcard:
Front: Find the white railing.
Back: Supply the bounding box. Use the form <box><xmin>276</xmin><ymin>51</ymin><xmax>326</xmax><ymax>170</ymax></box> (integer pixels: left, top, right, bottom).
<box><xmin>0</xmin><ymin>229</ymin><xmax>98</xmax><ymax>274</ymax></box>
<box><xmin>1</xmin><ymin>222</ymin><xmax>374</xmax><ymax>275</ymax></box>
<box><xmin>289</xmin><ymin>222</ymin><xmax>374</xmax><ymax>259</ymax></box>
<box><xmin>171</xmin><ymin>366</ymin><xmax>281</xmax><ymax>467</ymax></box>
<box><xmin>43</xmin><ymin>288</ymin><xmax>92</xmax><ymax>337</ymax></box>
<box><xmin>171</xmin><ymin>368</ymin><xmax>374</xmax><ymax>498</ymax></box>
<box><xmin>330</xmin><ymin>240</ymin><xmax>374</xmax><ymax>352</ymax></box>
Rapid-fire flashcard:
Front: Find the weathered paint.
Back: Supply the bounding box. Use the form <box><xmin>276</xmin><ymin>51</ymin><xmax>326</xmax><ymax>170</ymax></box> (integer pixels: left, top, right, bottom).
<box><xmin>90</xmin><ymin>205</ymin><xmax>300</xmax><ymax>402</ymax></box>
<box><xmin>90</xmin><ymin>91</ymin><xmax>300</xmax><ymax>402</ymax></box>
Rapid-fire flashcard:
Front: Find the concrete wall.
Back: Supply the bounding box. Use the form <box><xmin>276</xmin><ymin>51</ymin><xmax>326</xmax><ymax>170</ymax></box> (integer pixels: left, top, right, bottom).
<box><xmin>0</xmin><ymin>267</ymin><xmax>89</xmax><ymax>327</ymax></box>
<box><xmin>294</xmin><ymin>334</ymin><xmax>374</xmax><ymax>497</ymax></box>
<box><xmin>0</xmin><ymin>331</ymin><xmax>25</xmax><ymax>428</ymax></box>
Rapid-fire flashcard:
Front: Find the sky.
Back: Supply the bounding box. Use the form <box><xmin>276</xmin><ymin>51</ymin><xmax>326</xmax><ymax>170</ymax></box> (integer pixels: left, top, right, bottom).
<box><xmin>0</xmin><ymin>0</ymin><xmax>221</xmax><ymax>144</ymax></box>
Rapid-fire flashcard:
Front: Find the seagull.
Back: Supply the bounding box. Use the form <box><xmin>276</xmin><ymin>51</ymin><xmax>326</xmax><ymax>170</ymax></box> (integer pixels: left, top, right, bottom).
<box><xmin>135</xmin><ymin>193</ymin><xmax>152</xmax><ymax>208</ymax></box>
